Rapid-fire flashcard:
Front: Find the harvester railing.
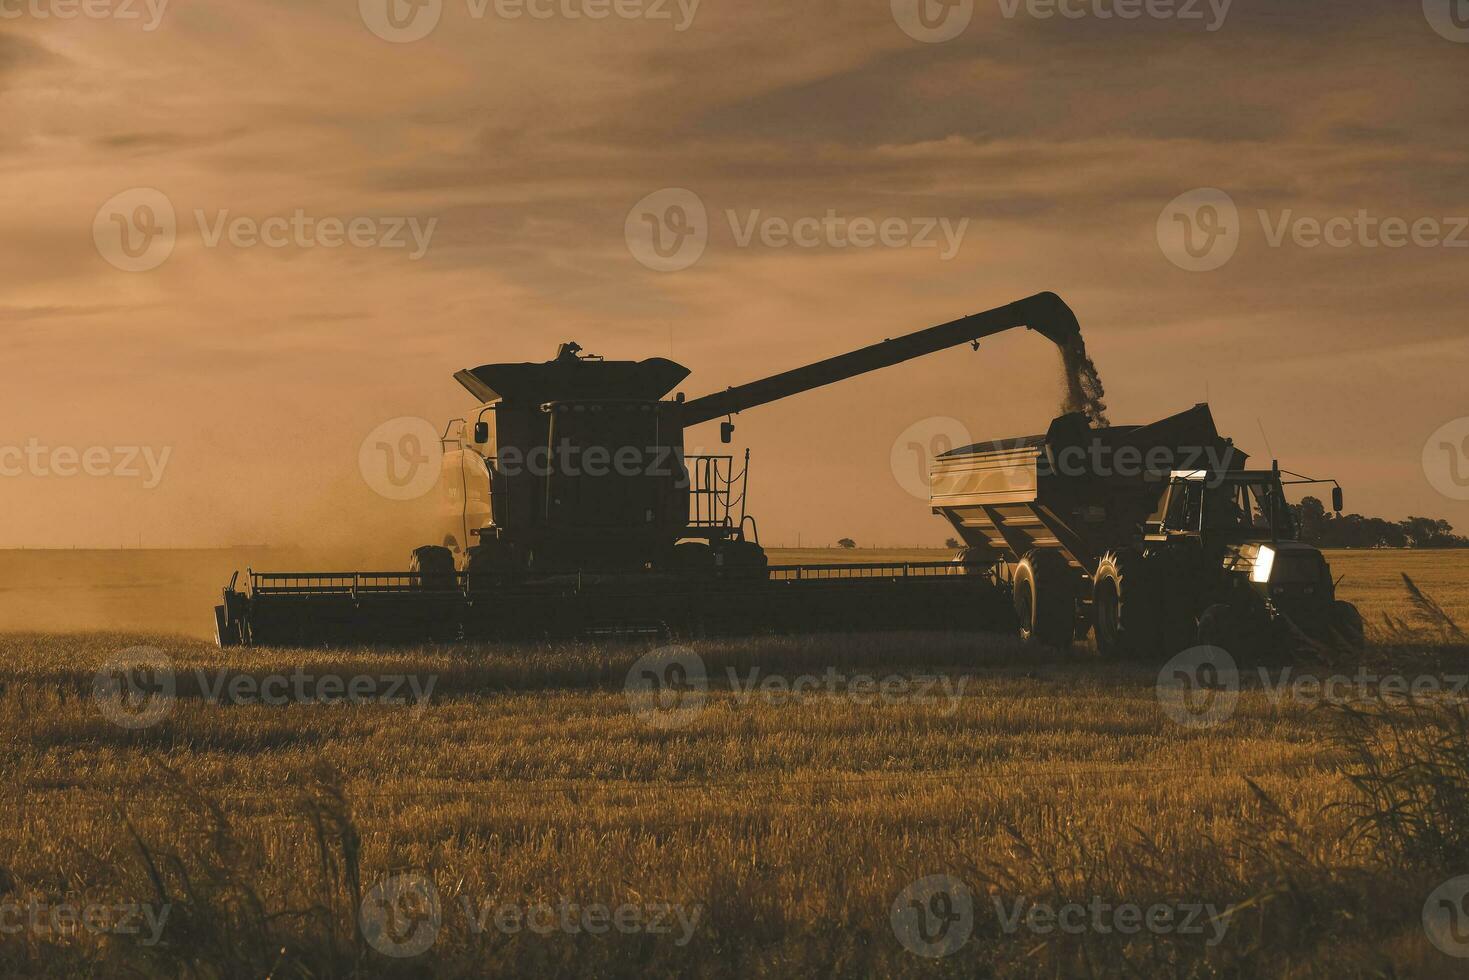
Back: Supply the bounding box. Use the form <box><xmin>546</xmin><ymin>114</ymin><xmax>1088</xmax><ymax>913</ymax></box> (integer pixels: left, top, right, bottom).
<box><xmin>765</xmin><ymin>561</ymin><xmax>969</xmax><ymax>582</ymax></box>
<box><xmin>687</xmin><ymin>453</ymin><xmax>748</xmax><ymax>529</ymax></box>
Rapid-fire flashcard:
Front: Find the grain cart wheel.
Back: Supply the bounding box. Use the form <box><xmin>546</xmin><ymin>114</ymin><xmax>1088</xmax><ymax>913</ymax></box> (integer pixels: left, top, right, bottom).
<box><xmin>1012</xmin><ymin>549</ymin><xmax>1076</xmax><ymax>649</ymax></box>
<box><xmin>1330</xmin><ymin>600</ymin><xmax>1365</xmax><ymax>652</ymax></box>
<box><xmin>1092</xmin><ymin>549</ymin><xmax>1162</xmax><ymax>660</ymax></box>
<box><xmin>410</xmin><ymin>545</ymin><xmax>457</xmax><ymax>591</ymax></box>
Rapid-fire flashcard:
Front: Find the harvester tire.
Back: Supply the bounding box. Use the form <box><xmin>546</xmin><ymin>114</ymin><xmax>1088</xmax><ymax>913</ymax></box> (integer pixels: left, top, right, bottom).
<box><xmin>410</xmin><ymin>545</ymin><xmax>457</xmax><ymax>591</ymax></box>
<box><xmin>1331</xmin><ymin>600</ymin><xmax>1365</xmax><ymax>652</ymax></box>
<box><xmin>1092</xmin><ymin>549</ymin><xmax>1162</xmax><ymax>660</ymax></box>
<box><xmin>1013</xmin><ymin>549</ymin><xmax>1076</xmax><ymax>649</ymax></box>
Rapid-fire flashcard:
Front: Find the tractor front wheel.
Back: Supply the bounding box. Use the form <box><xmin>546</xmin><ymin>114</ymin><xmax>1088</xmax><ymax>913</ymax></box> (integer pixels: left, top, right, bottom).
<box><xmin>1092</xmin><ymin>549</ymin><xmax>1163</xmax><ymax>660</ymax></box>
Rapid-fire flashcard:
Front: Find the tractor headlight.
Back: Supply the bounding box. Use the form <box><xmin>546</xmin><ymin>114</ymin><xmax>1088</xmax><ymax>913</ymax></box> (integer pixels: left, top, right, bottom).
<box><xmin>1251</xmin><ymin>546</ymin><xmax>1275</xmax><ymax>584</ymax></box>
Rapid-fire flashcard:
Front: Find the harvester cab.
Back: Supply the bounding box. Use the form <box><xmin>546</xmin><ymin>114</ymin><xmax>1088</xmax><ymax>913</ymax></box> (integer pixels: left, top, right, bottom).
<box><xmin>447</xmin><ymin>343</ymin><xmax>756</xmax><ymax>578</ymax></box>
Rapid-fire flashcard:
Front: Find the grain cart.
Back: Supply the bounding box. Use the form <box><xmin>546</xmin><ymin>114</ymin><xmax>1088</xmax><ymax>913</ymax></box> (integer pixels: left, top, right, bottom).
<box><xmin>930</xmin><ymin>405</ymin><xmax>1364</xmax><ymax>657</ymax></box>
<box><xmin>214</xmin><ymin>292</ymin><xmax>1079</xmax><ymax>646</ymax></box>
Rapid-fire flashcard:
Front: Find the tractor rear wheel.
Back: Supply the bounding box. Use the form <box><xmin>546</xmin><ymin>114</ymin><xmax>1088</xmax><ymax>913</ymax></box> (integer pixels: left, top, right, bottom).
<box><xmin>1092</xmin><ymin>549</ymin><xmax>1163</xmax><ymax>660</ymax></box>
<box><xmin>1013</xmin><ymin>549</ymin><xmax>1076</xmax><ymax>649</ymax></box>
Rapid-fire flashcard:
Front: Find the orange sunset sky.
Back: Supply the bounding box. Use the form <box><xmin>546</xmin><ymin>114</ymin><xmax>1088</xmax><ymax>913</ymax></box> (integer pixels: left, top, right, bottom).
<box><xmin>1</xmin><ymin>0</ymin><xmax>1466</xmax><ymax>551</ymax></box>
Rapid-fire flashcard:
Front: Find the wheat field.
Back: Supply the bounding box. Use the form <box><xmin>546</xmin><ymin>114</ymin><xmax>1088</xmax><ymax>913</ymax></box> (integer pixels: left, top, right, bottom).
<box><xmin>1</xmin><ymin>548</ymin><xmax>1467</xmax><ymax>977</ymax></box>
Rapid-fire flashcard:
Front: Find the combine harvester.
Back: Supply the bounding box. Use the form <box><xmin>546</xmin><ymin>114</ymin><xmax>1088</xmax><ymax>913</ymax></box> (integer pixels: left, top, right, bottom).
<box><xmin>214</xmin><ymin>291</ymin><xmax>1360</xmax><ymax>655</ymax></box>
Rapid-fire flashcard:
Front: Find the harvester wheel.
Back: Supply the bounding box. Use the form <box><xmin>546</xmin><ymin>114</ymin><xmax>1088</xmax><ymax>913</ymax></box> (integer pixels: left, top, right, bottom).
<box><xmin>1013</xmin><ymin>549</ymin><xmax>1076</xmax><ymax>649</ymax></box>
<box><xmin>1092</xmin><ymin>549</ymin><xmax>1162</xmax><ymax>660</ymax></box>
<box><xmin>670</xmin><ymin>542</ymin><xmax>716</xmax><ymax>573</ymax></box>
<box><xmin>410</xmin><ymin>545</ymin><xmax>458</xmax><ymax>591</ymax></box>
<box><xmin>1331</xmin><ymin>600</ymin><xmax>1366</xmax><ymax>652</ymax></box>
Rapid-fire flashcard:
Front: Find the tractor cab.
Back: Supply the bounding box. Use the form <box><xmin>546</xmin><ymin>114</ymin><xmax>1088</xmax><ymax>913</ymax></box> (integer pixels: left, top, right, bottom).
<box><xmin>1146</xmin><ymin>469</ymin><xmax>1296</xmax><ymax>542</ymax></box>
<box><xmin>1143</xmin><ymin>467</ymin><xmax>1359</xmax><ymax>650</ymax></box>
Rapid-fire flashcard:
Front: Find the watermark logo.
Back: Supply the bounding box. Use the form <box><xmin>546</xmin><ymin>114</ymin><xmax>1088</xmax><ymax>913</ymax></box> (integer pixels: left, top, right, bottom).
<box><xmin>1424</xmin><ymin>876</ymin><xmax>1469</xmax><ymax>957</ymax></box>
<box><xmin>1156</xmin><ymin>645</ymin><xmax>1239</xmax><ymax>729</ymax></box>
<box><xmin>0</xmin><ymin>896</ymin><xmax>171</xmax><ymax>945</ymax></box>
<box><xmin>0</xmin><ymin>440</ymin><xmax>172</xmax><ymax>488</ymax></box>
<box><xmin>995</xmin><ymin>0</ymin><xmax>1231</xmax><ymax>30</ymax></box>
<box><xmin>624</xmin><ymin>646</ymin><xmax>707</xmax><ymax>729</ymax></box>
<box><xmin>95</xmin><ymin>190</ymin><xmax>438</xmax><ymax>271</ymax></box>
<box><xmin>1156</xmin><ymin>188</ymin><xmax>1239</xmax><ymax>272</ymax></box>
<box><xmin>626</xmin><ymin>188</ymin><xmax>970</xmax><ymax>270</ymax></box>
<box><xmin>94</xmin><ymin>188</ymin><xmax>176</xmax><ymax>273</ymax></box>
<box><xmin>891</xmin><ymin>874</ymin><xmax>973</xmax><ymax>958</ymax></box>
<box><xmin>360</xmin><ymin>0</ymin><xmax>443</xmax><ymax>41</ymax></box>
<box><xmin>93</xmin><ymin>647</ymin><xmax>176</xmax><ymax>730</ymax></box>
<box><xmin>727</xmin><ymin>668</ymin><xmax>968</xmax><ymax>714</ymax></box>
<box><xmin>1159</xmin><ymin>187</ymin><xmax>1469</xmax><ymax>271</ymax></box>
<box><xmin>1423</xmin><ymin>417</ymin><xmax>1469</xmax><ymax>501</ymax></box>
<box><xmin>994</xmin><ymin>894</ymin><xmax>1232</xmax><ymax>946</ymax></box>
<box><xmin>360</xmin><ymin>417</ymin><xmax>443</xmax><ymax>501</ymax></box>
<box><xmin>1424</xmin><ymin>0</ymin><xmax>1469</xmax><ymax>42</ymax></box>
<box><xmin>460</xmin><ymin>896</ymin><xmax>703</xmax><ymax>943</ymax></box>
<box><xmin>891</xmin><ymin>0</ymin><xmax>974</xmax><ymax>43</ymax></box>
<box><xmin>891</xmin><ymin>416</ymin><xmax>973</xmax><ymax>500</ymax></box>
<box><xmin>361</xmin><ymin>873</ymin><xmax>442</xmax><ymax>958</ymax></box>
<box><xmin>625</xmin><ymin>188</ymin><xmax>708</xmax><ymax>272</ymax></box>
<box><xmin>0</xmin><ymin>0</ymin><xmax>169</xmax><ymax>30</ymax></box>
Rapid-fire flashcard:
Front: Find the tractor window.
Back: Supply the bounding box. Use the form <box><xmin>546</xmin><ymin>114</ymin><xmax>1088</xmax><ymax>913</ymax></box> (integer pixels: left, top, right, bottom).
<box><xmin>1164</xmin><ymin>481</ymin><xmax>1204</xmax><ymax>532</ymax></box>
<box><xmin>1271</xmin><ymin>550</ymin><xmax>1325</xmax><ymax>584</ymax></box>
<box><xmin>1245</xmin><ymin>482</ymin><xmax>1293</xmax><ymax>535</ymax></box>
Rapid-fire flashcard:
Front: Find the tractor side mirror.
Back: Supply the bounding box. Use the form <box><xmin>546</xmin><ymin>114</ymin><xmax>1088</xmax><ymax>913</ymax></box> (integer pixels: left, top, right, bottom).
<box><xmin>474</xmin><ymin>421</ymin><xmax>489</xmax><ymax>444</ymax></box>
<box><xmin>720</xmin><ymin>421</ymin><xmax>735</xmax><ymax>444</ymax></box>
<box><xmin>1332</xmin><ymin>486</ymin><xmax>1344</xmax><ymax>513</ymax></box>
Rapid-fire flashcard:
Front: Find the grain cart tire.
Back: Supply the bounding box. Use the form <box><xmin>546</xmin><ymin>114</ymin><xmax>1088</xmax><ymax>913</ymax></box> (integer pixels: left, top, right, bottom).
<box><xmin>1092</xmin><ymin>549</ymin><xmax>1163</xmax><ymax>660</ymax></box>
<box><xmin>410</xmin><ymin>545</ymin><xmax>457</xmax><ymax>591</ymax></box>
<box><xmin>1331</xmin><ymin>600</ymin><xmax>1365</xmax><ymax>652</ymax></box>
<box><xmin>1013</xmin><ymin>549</ymin><xmax>1076</xmax><ymax>649</ymax></box>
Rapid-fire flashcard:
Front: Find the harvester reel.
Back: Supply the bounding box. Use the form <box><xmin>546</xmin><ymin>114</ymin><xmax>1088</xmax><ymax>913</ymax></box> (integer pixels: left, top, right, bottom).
<box><xmin>1092</xmin><ymin>548</ymin><xmax>1163</xmax><ymax>660</ymax></box>
<box><xmin>1013</xmin><ymin>549</ymin><xmax>1076</xmax><ymax>649</ymax></box>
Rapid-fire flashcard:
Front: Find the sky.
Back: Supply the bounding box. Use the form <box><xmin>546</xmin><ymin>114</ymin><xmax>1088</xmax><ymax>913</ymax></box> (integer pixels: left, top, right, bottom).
<box><xmin>1</xmin><ymin>0</ymin><xmax>1467</xmax><ymax>551</ymax></box>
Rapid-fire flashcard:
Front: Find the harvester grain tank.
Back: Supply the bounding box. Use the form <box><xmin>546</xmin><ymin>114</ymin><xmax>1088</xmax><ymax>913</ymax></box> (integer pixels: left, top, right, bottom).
<box><xmin>214</xmin><ymin>292</ymin><xmax>1082</xmax><ymax>646</ymax></box>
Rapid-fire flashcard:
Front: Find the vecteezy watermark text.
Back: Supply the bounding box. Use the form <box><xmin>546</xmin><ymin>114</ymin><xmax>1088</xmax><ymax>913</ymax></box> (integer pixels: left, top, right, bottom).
<box><xmin>994</xmin><ymin>894</ymin><xmax>1232</xmax><ymax>946</ymax></box>
<box><xmin>1158</xmin><ymin>188</ymin><xmax>1469</xmax><ymax>272</ymax></box>
<box><xmin>0</xmin><ymin>896</ymin><xmax>171</xmax><ymax>946</ymax></box>
<box><xmin>359</xmin><ymin>0</ymin><xmax>701</xmax><ymax>43</ymax></box>
<box><xmin>0</xmin><ymin>440</ymin><xmax>171</xmax><ymax>488</ymax></box>
<box><xmin>625</xmin><ymin>188</ymin><xmax>969</xmax><ymax>272</ymax></box>
<box><xmin>891</xmin><ymin>0</ymin><xmax>1231</xmax><ymax>44</ymax></box>
<box><xmin>624</xmin><ymin>647</ymin><xmax>968</xmax><ymax>728</ymax></box>
<box><xmin>0</xmin><ymin>0</ymin><xmax>168</xmax><ymax>30</ymax></box>
<box><xmin>359</xmin><ymin>873</ymin><xmax>703</xmax><ymax>958</ymax></box>
<box><xmin>94</xmin><ymin>188</ymin><xmax>438</xmax><ymax>273</ymax></box>
<box><xmin>1157</xmin><ymin>647</ymin><xmax>1469</xmax><ymax>729</ymax></box>
<box><xmin>890</xmin><ymin>874</ymin><xmax>1233</xmax><ymax>959</ymax></box>
<box><xmin>93</xmin><ymin>648</ymin><xmax>439</xmax><ymax>730</ymax></box>
<box><xmin>461</xmin><ymin>897</ymin><xmax>702</xmax><ymax>945</ymax></box>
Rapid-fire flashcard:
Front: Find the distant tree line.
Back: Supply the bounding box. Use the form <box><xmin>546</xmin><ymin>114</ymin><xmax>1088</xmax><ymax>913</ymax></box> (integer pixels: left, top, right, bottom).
<box><xmin>1291</xmin><ymin>496</ymin><xmax>1469</xmax><ymax>549</ymax></box>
